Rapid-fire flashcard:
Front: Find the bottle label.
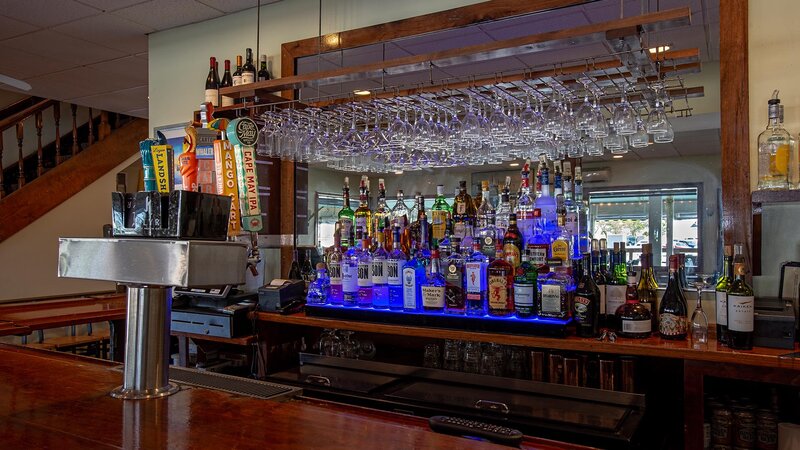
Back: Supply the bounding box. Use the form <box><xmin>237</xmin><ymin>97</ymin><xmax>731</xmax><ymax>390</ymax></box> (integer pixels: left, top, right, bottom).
<box><xmin>204</xmin><ymin>89</ymin><xmax>218</xmax><ymax>106</ymax></box>
<box><xmin>431</xmin><ymin>211</ymin><xmax>448</xmax><ymax>240</ymax></box>
<box><xmin>480</xmin><ymin>235</ymin><xmax>496</xmax><ymax>258</ymax></box>
<box><xmin>574</xmin><ymin>295</ymin><xmax>591</xmax><ymax>321</ymax></box>
<box><xmin>514</xmin><ymin>283</ymin><xmax>534</xmax><ymax>307</ymax></box>
<box><xmin>445</xmin><ymin>263</ymin><xmax>463</xmax><ymax>286</ymax></box>
<box><xmin>659</xmin><ymin>312</ymin><xmax>687</xmax><ymax>336</ymax></box>
<box><xmin>487</xmin><ymin>274</ymin><xmax>508</xmax><ymax>309</ymax></box>
<box><xmin>529</xmin><ymin>244</ymin><xmax>549</xmax><ymax>266</ymax></box>
<box><xmin>503</xmin><ymin>243</ymin><xmax>521</xmax><ymax>267</ymax></box>
<box><xmin>340</xmin><ymin>218</ymin><xmax>353</xmax><ymax>242</ymax></box>
<box><xmin>605</xmin><ymin>285</ymin><xmax>626</xmax><ymax>316</ymax></box>
<box><xmin>387</xmin><ymin>259</ymin><xmax>404</xmax><ymax>285</ymax></box>
<box><xmin>457</xmin><ymin>202</ymin><xmax>466</xmax><ymax>215</ymax></box>
<box><xmin>356</xmin><ymin>217</ymin><xmax>368</xmax><ymax>235</ymax></box>
<box><xmin>357</xmin><ymin>262</ymin><xmax>372</xmax><ymax>287</ymax></box>
<box><xmin>728</xmin><ymin>295</ymin><xmax>754</xmax><ymax>332</ymax></box>
<box><xmin>341</xmin><ymin>263</ymin><xmax>358</xmax><ymax>293</ymax></box>
<box><xmin>242</xmin><ymin>72</ymin><xmax>254</xmax><ymax>84</ymax></box>
<box><xmin>465</xmin><ymin>262</ymin><xmax>484</xmax><ymax>294</ymax></box>
<box><xmin>551</xmin><ymin>239</ymin><xmax>569</xmax><ymax>263</ymax></box>
<box><xmin>232</xmin><ymin>75</ymin><xmax>242</xmax><ymax>86</ymax></box>
<box><xmin>715</xmin><ymin>291</ymin><xmax>728</xmax><ymax>326</ymax></box>
<box><xmin>541</xmin><ymin>284</ymin><xmax>561</xmax><ymax>313</ymax></box>
<box><xmin>622</xmin><ymin>318</ymin><xmax>652</xmax><ymax>333</ymax></box>
<box><xmin>565</xmin><ymin>212</ymin><xmax>578</xmax><ymax>235</ymax></box>
<box><xmin>371</xmin><ymin>259</ymin><xmax>387</xmax><ymax>285</ymax></box>
<box><xmin>221</xmin><ymin>96</ymin><xmax>233</xmax><ymax>107</ymax></box>
<box><xmin>328</xmin><ymin>262</ymin><xmax>342</xmax><ymax>285</ymax></box>
<box><xmin>402</xmin><ymin>267</ymin><xmax>417</xmax><ymax>310</ymax></box>
<box><xmin>421</xmin><ymin>286</ymin><xmax>445</xmax><ymax>308</ymax></box>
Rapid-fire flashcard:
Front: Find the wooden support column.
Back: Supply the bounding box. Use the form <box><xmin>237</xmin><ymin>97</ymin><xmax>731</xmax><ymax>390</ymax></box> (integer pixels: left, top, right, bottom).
<box><xmin>719</xmin><ymin>0</ymin><xmax>751</xmax><ymax>271</ymax></box>
<box><xmin>280</xmin><ymin>160</ymin><xmax>295</xmax><ymax>278</ymax></box>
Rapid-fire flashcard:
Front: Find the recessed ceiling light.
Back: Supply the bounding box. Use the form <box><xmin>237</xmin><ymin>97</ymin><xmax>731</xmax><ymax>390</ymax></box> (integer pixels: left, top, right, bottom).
<box><xmin>613</xmin><ymin>155</ymin><xmax>624</xmax><ymax>159</ymax></box>
<box><xmin>509</xmin><ymin>162</ymin><xmax>520</xmax><ymax>167</ymax></box>
<box><xmin>354</xmin><ymin>89</ymin><xmax>371</xmax><ymax>96</ymax></box>
<box><xmin>648</xmin><ymin>45</ymin><xmax>671</xmax><ymax>54</ymax></box>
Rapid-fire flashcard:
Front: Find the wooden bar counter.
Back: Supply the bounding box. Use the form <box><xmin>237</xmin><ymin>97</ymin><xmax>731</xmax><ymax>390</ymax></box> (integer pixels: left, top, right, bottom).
<box><xmin>0</xmin><ymin>344</ymin><xmax>586</xmax><ymax>449</ymax></box>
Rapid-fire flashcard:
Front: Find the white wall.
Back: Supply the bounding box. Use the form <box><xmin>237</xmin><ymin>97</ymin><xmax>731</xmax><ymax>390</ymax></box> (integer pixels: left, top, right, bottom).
<box><xmin>0</xmin><ymin>154</ymin><xmax>141</xmax><ymax>301</ymax></box>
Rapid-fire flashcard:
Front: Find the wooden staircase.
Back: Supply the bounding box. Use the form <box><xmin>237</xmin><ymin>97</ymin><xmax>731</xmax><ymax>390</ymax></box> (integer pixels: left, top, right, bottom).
<box><xmin>0</xmin><ymin>99</ymin><xmax>147</xmax><ymax>243</ymax></box>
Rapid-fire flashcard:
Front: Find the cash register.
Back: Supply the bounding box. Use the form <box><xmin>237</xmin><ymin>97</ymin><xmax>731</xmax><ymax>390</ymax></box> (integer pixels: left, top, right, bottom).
<box><xmin>171</xmin><ymin>286</ymin><xmax>257</xmax><ymax>338</ymax></box>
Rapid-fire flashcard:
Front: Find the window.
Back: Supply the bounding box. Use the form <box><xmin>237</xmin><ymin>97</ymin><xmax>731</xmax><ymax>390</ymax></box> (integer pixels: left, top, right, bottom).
<box><xmin>587</xmin><ymin>184</ymin><xmax>702</xmax><ymax>275</ymax></box>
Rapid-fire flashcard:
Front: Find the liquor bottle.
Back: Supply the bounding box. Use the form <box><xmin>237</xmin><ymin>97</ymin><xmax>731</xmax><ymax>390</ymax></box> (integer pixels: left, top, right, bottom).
<box><xmin>495</xmin><ymin>180</ymin><xmax>512</xmax><ymax>237</ymax></box>
<box><xmin>387</xmin><ymin>227</ymin><xmax>407</xmax><ymax>311</ymax></box>
<box><xmin>538</xmin><ymin>263</ymin><xmax>573</xmax><ymax>319</ymax></box>
<box><xmin>413</xmin><ymin>217</ymin><xmax>432</xmax><ymax>275</ymax></box>
<box><xmin>371</xmin><ymin>230</ymin><xmax>389</xmax><ymax>309</ymax></box>
<box><xmin>301</xmin><ymin>249</ymin><xmax>315</xmax><ymax>281</ymax></box>
<box><xmin>715</xmin><ymin>245</ymin><xmax>733</xmax><ymax>345</ymax></box>
<box><xmin>338</xmin><ymin>177</ymin><xmax>355</xmax><ymax>249</ymax></box>
<box><xmin>422</xmin><ymin>247</ymin><xmax>447</xmax><ymax>312</ymax></box>
<box><xmin>534</xmin><ymin>155</ymin><xmax>557</xmax><ymax>238</ymax></box>
<box><xmin>616</xmin><ymin>242</ymin><xmax>628</xmax><ymax>284</ymax></box>
<box><xmin>477</xmin><ymin>181</ymin><xmax>492</xmax><ymax>228</ymax></box>
<box><xmin>257</xmin><ymin>54</ymin><xmax>271</xmax><ymax>82</ymax></box>
<box><xmin>453</xmin><ymin>180</ymin><xmax>478</xmax><ymax>245</ymax></box>
<box><xmin>659</xmin><ymin>254</ymin><xmax>689</xmax><ymax>340</ymax></box>
<box><xmin>288</xmin><ymin>249</ymin><xmax>302</xmax><ymax>279</ymax></box>
<box><xmin>574</xmin><ymin>253</ymin><xmax>601</xmax><ymax>337</ymax></box>
<box><xmin>726</xmin><ymin>243</ymin><xmax>754</xmax><ymax>350</ymax></box>
<box><xmin>487</xmin><ymin>244</ymin><xmax>514</xmax><ymax>317</ymax></box>
<box><xmin>465</xmin><ymin>240</ymin><xmax>489</xmax><ymax>316</ymax></box>
<box><xmin>328</xmin><ymin>234</ymin><xmax>344</xmax><ymax>305</ymax></box>
<box><xmin>617</xmin><ymin>272</ymin><xmax>652</xmax><ymax>338</ymax></box>
<box><xmin>637</xmin><ymin>244</ymin><xmax>659</xmax><ymax>331</ymax></box>
<box><xmin>204</xmin><ymin>57</ymin><xmax>219</xmax><ymax>106</ymax></box>
<box><xmin>563</xmin><ymin>162</ymin><xmax>580</xmax><ymax>259</ymax></box>
<box><xmin>232</xmin><ymin>55</ymin><xmax>243</xmax><ymax>86</ymax></box>
<box><xmin>550</xmin><ymin>210</ymin><xmax>572</xmax><ymax>267</ymax></box>
<box><xmin>477</xmin><ymin>205</ymin><xmax>499</xmax><ymax>260</ymax></box>
<box><xmin>514</xmin><ymin>164</ymin><xmax>534</xmax><ymax>244</ymax></box>
<box><xmin>391</xmin><ymin>190</ymin><xmax>410</xmax><ymax>233</ymax></box>
<box><xmin>439</xmin><ymin>218</ymin><xmax>453</xmax><ymax>257</ymax></box>
<box><xmin>402</xmin><ymin>231</ymin><xmax>427</xmax><ymax>312</ymax></box>
<box><xmin>605</xmin><ymin>242</ymin><xmax>627</xmax><ymax>330</ymax></box>
<box><xmin>242</xmin><ymin>48</ymin><xmax>256</xmax><ymax>84</ymax></box>
<box><xmin>306</xmin><ymin>263</ymin><xmax>331</xmax><ymax>305</ymax></box>
<box><xmin>355</xmin><ymin>175</ymin><xmax>372</xmax><ymax>238</ymax></box>
<box><xmin>596</xmin><ymin>238</ymin><xmax>609</xmax><ymax>323</ymax></box>
<box><xmin>341</xmin><ymin>232</ymin><xmax>359</xmax><ymax>307</ymax></box>
<box><xmin>355</xmin><ymin>232</ymin><xmax>373</xmax><ymax>307</ymax></box>
<box><xmin>528</xmin><ymin>208</ymin><xmax>550</xmax><ymax>274</ymax></box>
<box><xmin>409</xmin><ymin>194</ymin><xmax>429</xmax><ymax>250</ymax></box>
<box><xmin>220</xmin><ymin>59</ymin><xmax>233</xmax><ymax>107</ymax></box>
<box><xmin>431</xmin><ymin>184</ymin><xmax>451</xmax><ymax>242</ymax></box>
<box><xmin>444</xmin><ymin>237</ymin><xmax>465</xmax><ymax>315</ymax></box>
<box><xmin>503</xmin><ymin>213</ymin><xmax>523</xmax><ymax>268</ymax></box>
<box><xmin>757</xmin><ymin>92</ymin><xmax>791</xmax><ymax>190</ymax></box>
<box><xmin>372</xmin><ymin>179</ymin><xmax>390</xmax><ymax>240</ymax></box>
<box><xmin>400</xmin><ymin>223</ymin><xmax>412</xmax><ymax>257</ymax></box>
<box><xmin>573</xmin><ymin>166</ymin><xmax>590</xmax><ymax>255</ymax></box>
<box><xmin>514</xmin><ymin>251</ymin><xmax>537</xmax><ymax>318</ymax></box>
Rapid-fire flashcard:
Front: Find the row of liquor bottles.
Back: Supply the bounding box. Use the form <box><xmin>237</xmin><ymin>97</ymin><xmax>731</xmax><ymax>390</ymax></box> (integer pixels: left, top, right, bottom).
<box><xmin>336</xmin><ymin>154</ymin><xmax>587</xmax><ymax>262</ymax></box>
<box><xmin>204</xmin><ymin>49</ymin><xmax>272</xmax><ymax>108</ymax></box>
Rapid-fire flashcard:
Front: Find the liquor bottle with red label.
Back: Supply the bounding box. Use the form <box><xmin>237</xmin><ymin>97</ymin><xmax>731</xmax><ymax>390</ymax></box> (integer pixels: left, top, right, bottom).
<box><xmin>487</xmin><ymin>244</ymin><xmax>514</xmax><ymax>317</ymax></box>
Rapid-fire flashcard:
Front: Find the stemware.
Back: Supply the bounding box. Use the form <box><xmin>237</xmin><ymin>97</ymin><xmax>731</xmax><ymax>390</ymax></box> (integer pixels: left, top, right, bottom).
<box><xmin>690</xmin><ymin>273</ymin><xmax>715</xmax><ymax>345</ymax></box>
<box><xmin>613</xmin><ymin>83</ymin><xmax>638</xmax><ymax>135</ymax></box>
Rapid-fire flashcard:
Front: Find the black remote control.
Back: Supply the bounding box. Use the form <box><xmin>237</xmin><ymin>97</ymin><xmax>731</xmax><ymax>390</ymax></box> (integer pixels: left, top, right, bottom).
<box><xmin>428</xmin><ymin>415</ymin><xmax>523</xmax><ymax>447</ymax></box>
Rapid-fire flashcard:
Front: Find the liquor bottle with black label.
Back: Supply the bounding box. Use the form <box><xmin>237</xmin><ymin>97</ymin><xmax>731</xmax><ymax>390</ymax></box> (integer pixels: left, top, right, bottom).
<box><xmin>338</xmin><ymin>177</ymin><xmax>355</xmax><ymax>249</ymax></box>
<box><xmin>242</xmin><ymin>48</ymin><xmax>256</xmax><ymax>84</ymax></box>
<box><xmin>574</xmin><ymin>253</ymin><xmax>600</xmax><ymax>337</ymax></box>
<box><xmin>257</xmin><ymin>54</ymin><xmax>271</xmax><ymax>81</ymax></box>
<box><xmin>204</xmin><ymin>57</ymin><xmax>219</xmax><ymax>106</ymax></box>
<box><xmin>726</xmin><ymin>243</ymin><xmax>754</xmax><ymax>350</ymax></box>
<box><xmin>715</xmin><ymin>245</ymin><xmax>733</xmax><ymax>345</ymax></box>
<box><xmin>444</xmin><ymin>238</ymin><xmax>465</xmax><ymax>315</ymax></box>
<box><xmin>659</xmin><ymin>254</ymin><xmax>688</xmax><ymax>340</ymax></box>
<box><xmin>232</xmin><ymin>55</ymin><xmax>243</xmax><ymax>86</ymax></box>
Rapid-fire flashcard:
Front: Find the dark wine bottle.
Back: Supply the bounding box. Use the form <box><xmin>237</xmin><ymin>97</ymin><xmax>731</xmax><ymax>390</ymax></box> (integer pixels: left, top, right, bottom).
<box><xmin>726</xmin><ymin>243</ymin><xmax>754</xmax><ymax>350</ymax></box>
<box><xmin>659</xmin><ymin>254</ymin><xmax>688</xmax><ymax>340</ymax></box>
<box><xmin>242</xmin><ymin>48</ymin><xmax>256</xmax><ymax>84</ymax></box>
<box><xmin>617</xmin><ymin>272</ymin><xmax>652</xmax><ymax>338</ymax></box>
<box><xmin>288</xmin><ymin>249</ymin><xmax>302</xmax><ymax>279</ymax></box>
<box><xmin>715</xmin><ymin>245</ymin><xmax>733</xmax><ymax>345</ymax></box>
<box><xmin>232</xmin><ymin>55</ymin><xmax>243</xmax><ymax>86</ymax></box>
<box><xmin>258</xmin><ymin>54</ymin><xmax>271</xmax><ymax>81</ymax></box>
<box><xmin>204</xmin><ymin>56</ymin><xmax>219</xmax><ymax>106</ymax></box>
<box><xmin>574</xmin><ymin>253</ymin><xmax>600</xmax><ymax>337</ymax></box>
<box><xmin>220</xmin><ymin>59</ymin><xmax>233</xmax><ymax>107</ymax></box>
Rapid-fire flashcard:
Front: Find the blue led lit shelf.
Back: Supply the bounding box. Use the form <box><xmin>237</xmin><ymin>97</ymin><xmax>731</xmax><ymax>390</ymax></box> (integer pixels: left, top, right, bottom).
<box><xmin>304</xmin><ymin>304</ymin><xmax>572</xmax><ymax>338</ymax></box>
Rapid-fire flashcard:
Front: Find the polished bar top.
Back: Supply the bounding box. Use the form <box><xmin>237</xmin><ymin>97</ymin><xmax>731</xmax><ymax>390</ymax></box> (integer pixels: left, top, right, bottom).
<box><xmin>0</xmin><ymin>345</ymin><xmax>584</xmax><ymax>449</ymax></box>
<box><xmin>256</xmin><ymin>312</ymin><xmax>800</xmax><ymax>370</ymax></box>
<box><xmin>0</xmin><ymin>293</ymin><xmax>125</xmax><ymax>333</ymax></box>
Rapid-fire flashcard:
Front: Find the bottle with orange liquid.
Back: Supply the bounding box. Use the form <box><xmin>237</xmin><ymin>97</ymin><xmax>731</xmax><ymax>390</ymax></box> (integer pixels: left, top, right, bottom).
<box><xmin>757</xmin><ymin>91</ymin><xmax>790</xmax><ymax>190</ymax></box>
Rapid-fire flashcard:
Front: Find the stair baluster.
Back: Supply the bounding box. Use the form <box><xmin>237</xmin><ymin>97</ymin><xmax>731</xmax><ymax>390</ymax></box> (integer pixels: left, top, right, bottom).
<box><xmin>16</xmin><ymin>122</ymin><xmax>25</xmax><ymax>188</ymax></box>
<box><xmin>35</xmin><ymin>111</ymin><xmax>43</xmax><ymax>177</ymax></box>
<box><xmin>54</xmin><ymin>103</ymin><xmax>61</xmax><ymax>165</ymax></box>
<box><xmin>71</xmin><ymin>104</ymin><xmax>79</xmax><ymax>157</ymax></box>
<box><xmin>87</xmin><ymin>108</ymin><xmax>94</xmax><ymax>147</ymax></box>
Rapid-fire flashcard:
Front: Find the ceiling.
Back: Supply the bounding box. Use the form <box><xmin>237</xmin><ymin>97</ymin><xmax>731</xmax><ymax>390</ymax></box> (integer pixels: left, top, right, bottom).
<box><xmin>0</xmin><ymin>0</ymin><xmax>279</xmax><ymax>118</ymax></box>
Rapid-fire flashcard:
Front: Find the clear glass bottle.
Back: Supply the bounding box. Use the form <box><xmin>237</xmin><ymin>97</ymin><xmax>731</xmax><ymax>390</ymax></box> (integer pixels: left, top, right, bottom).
<box><xmin>306</xmin><ymin>263</ymin><xmax>331</xmax><ymax>305</ymax></box>
<box><xmin>715</xmin><ymin>245</ymin><xmax>733</xmax><ymax>345</ymax></box>
<box><xmin>727</xmin><ymin>243</ymin><xmax>754</xmax><ymax>350</ymax></box>
<box><xmin>574</xmin><ymin>166</ymin><xmax>590</xmax><ymax>255</ymax></box>
<box><xmin>617</xmin><ymin>272</ymin><xmax>652</xmax><ymax>338</ymax></box>
<box><xmin>327</xmin><ymin>230</ymin><xmax>344</xmax><ymax>305</ymax></box>
<box><xmin>391</xmin><ymin>189</ymin><xmax>410</xmax><ymax>234</ymax></box>
<box><xmin>453</xmin><ymin>180</ymin><xmax>478</xmax><ymax>244</ymax></box>
<box><xmin>356</xmin><ymin>232</ymin><xmax>373</xmax><ymax>308</ymax></box>
<box><xmin>528</xmin><ymin>208</ymin><xmax>550</xmax><ymax>274</ymax></box>
<box><xmin>372</xmin><ymin>178</ymin><xmax>391</xmax><ymax>241</ymax></box>
<box><xmin>538</xmin><ymin>264</ymin><xmax>573</xmax><ymax>319</ymax></box>
<box><xmin>477</xmin><ymin>180</ymin><xmax>493</xmax><ymax>229</ymax></box>
<box><xmin>402</xmin><ymin>243</ymin><xmax>425</xmax><ymax>313</ymax></box>
<box><xmin>515</xmin><ymin>161</ymin><xmax>535</xmax><ymax>244</ymax></box>
<box><xmin>659</xmin><ymin>254</ymin><xmax>688</xmax><ymax>340</ymax></box>
<box><xmin>431</xmin><ymin>184</ymin><xmax>451</xmax><ymax>242</ymax></box>
<box><xmin>550</xmin><ymin>210</ymin><xmax>572</xmax><ymax>267</ymax></box>
<box><xmin>409</xmin><ymin>194</ymin><xmax>429</xmax><ymax>250</ymax></box>
<box><xmin>464</xmin><ymin>240</ymin><xmax>489</xmax><ymax>316</ymax></box>
<box><xmin>514</xmin><ymin>251</ymin><xmax>537</xmax><ymax>318</ymax></box>
<box><xmin>495</xmin><ymin>187</ymin><xmax>512</xmax><ymax>238</ymax></box>
<box><xmin>444</xmin><ymin>237</ymin><xmax>466</xmax><ymax>315</ymax></box>
<box><xmin>341</xmin><ymin>232</ymin><xmax>359</xmax><ymax>307</ymax></box>
<box><xmin>487</xmin><ymin>244</ymin><xmax>514</xmax><ymax>317</ymax></box>
<box><xmin>422</xmin><ymin>248</ymin><xmax>447</xmax><ymax>312</ymax></box>
<box><xmin>354</xmin><ymin>176</ymin><xmax>372</xmax><ymax>238</ymax></box>
<box><xmin>757</xmin><ymin>91</ymin><xmax>791</xmax><ymax>190</ymax></box>
<box><xmin>338</xmin><ymin>177</ymin><xmax>355</xmax><ymax>250</ymax></box>
<box><xmin>413</xmin><ymin>216</ymin><xmax>432</xmax><ymax>275</ymax></box>
<box><xmin>386</xmin><ymin>227</ymin><xmax>407</xmax><ymax>311</ymax></box>
<box><xmin>534</xmin><ymin>155</ymin><xmax>557</xmax><ymax>239</ymax></box>
<box><xmin>371</xmin><ymin>230</ymin><xmax>389</xmax><ymax>309</ymax></box>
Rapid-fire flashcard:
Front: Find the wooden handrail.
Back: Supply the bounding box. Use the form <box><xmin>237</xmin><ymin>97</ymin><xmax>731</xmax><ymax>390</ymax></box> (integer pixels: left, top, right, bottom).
<box><xmin>0</xmin><ymin>99</ymin><xmax>55</xmax><ymax>134</ymax></box>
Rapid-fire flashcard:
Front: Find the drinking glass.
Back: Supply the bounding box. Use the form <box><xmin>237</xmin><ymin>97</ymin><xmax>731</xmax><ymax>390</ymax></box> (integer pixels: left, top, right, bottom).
<box><xmin>629</xmin><ymin>118</ymin><xmax>650</xmax><ymax>148</ymax></box>
<box><xmin>612</xmin><ymin>83</ymin><xmax>637</xmax><ymax>135</ymax></box>
<box><xmin>462</xmin><ymin>341</ymin><xmax>482</xmax><ymax>374</ymax></box>
<box><xmin>443</xmin><ymin>339</ymin><xmax>462</xmax><ymax>371</ymax></box>
<box><xmin>319</xmin><ymin>329</ymin><xmax>341</xmax><ymax>357</ymax></box>
<box><xmin>339</xmin><ymin>330</ymin><xmax>360</xmax><ymax>359</ymax></box>
<box><xmin>690</xmin><ymin>273</ymin><xmax>714</xmax><ymax>345</ymax></box>
<box><xmin>423</xmin><ymin>343</ymin><xmax>442</xmax><ymax>369</ymax></box>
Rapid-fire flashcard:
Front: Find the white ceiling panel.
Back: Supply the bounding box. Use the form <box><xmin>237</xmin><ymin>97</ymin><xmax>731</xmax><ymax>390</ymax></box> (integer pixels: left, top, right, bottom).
<box><xmin>0</xmin><ymin>0</ymin><xmax>101</xmax><ymax>27</ymax></box>
<box><xmin>28</xmin><ymin>67</ymin><xmax>143</xmax><ymax>100</ymax></box>
<box><xmin>76</xmin><ymin>0</ymin><xmax>150</xmax><ymax>12</ymax></box>
<box><xmin>0</xmin><ymin>44</ymin><xmax>77</xmax><ymax>80</ymax></box>
<box><xmin>88</xmin><ymin>56</ymin><xmax>149</xmax><ymax>84</ymax></box>
<box><xmin>111</xmin><ymin>0</ymin><xmax>224</xmax><ymax>31</ymax></box>
<box><xmin>53</xmin><ymin>14</ymin><xmax>153</xmax><ymax>54</ymax></box>
<box><xmin>68</xmin><ymin>85</ymin><xmax>149</xmax><ymax>112</ymax></box>
<box><xmin>198</xmin><ymin>0</ymin><xmax>281</xmax><ymax>13</ymax></box>
<box><xmin>3</xmin><ymin>30</ymin><xmax>127</xmax><ymax>66</ymax></box>
<box><xmin>0</xmin><ymin>15</ymin><xmax>38</xmax><ymax>41</ymax></box>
